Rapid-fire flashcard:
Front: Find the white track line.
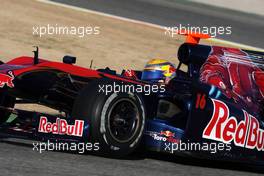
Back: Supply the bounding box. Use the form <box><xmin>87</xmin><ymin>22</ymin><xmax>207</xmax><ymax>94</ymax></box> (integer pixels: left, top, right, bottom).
<box><xmin>37</xmin><ymin>0</ymin><xmax>264</xmax><ymax>52</ymax></box>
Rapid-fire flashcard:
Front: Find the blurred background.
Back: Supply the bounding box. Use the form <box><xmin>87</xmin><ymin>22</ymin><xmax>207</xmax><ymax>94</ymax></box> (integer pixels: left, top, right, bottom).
<box><xmin>50</xmin><ymin>0</ymin><xmax>264</xmax><ymax>48</ymax></box>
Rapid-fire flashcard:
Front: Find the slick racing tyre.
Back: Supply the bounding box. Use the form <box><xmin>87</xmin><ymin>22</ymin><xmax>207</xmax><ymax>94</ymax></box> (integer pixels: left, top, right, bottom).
<box><xmin>72</xmin><ymin>78</ymin><xmax>145</xmax><ymax>158</ymax></box>
<box><xmin>0</xmin><ymin>91</ymin><xmax>15</xmax><ymax>124</ymax></box>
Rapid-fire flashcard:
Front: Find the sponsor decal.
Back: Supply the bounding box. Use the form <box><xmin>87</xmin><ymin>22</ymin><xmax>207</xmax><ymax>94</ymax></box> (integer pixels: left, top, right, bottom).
<box><xmin>203</xmin><ymin>98</ymin><xmax>264</xmax><ymax>151</ymax></box>
<box><xmin>160</xmin><ymin>130</ymin><xmax>175</xmax><ymax>137</ymax></box>
<box><xmin>146</xmin><ymin>130</ymin><xmax>179</xmax><ymax>144</ymax></box>
<box><xmin>38</xmin><ymin>116</ymin><xmax>84</xmax><ymax>137</ymax></box>
<box><xmin>0</xmin><ymin>71</ymin><xmax>14</xmax><ymax>88</ymax></box>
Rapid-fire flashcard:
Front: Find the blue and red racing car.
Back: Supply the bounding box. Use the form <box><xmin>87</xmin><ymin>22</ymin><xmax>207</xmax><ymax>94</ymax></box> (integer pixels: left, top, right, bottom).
<box><xmin>0</xmin><ymin>35</ymin><xmax>264</xmax><ymax>165</ymax></box>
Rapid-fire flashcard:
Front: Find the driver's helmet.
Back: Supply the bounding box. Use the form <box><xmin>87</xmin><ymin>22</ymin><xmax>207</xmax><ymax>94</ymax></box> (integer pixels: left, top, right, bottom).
<box><xmin>141</xmin><ymin>59</ymin><xmax>176</xmax><ymax>83</ymax></box>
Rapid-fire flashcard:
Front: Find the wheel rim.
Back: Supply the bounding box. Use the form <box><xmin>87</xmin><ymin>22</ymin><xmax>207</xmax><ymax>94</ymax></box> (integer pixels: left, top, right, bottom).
<box><xmin>108</xmin><ymin>98</ymin><xmax>140</xmax><ymax>143</ymax></box>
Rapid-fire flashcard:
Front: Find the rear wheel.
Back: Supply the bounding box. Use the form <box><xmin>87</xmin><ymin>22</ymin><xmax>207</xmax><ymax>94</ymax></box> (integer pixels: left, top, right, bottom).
<box><xmin>71</xmin><ymin>78</ymin><xmax>145</xmax><ymax>157</ymax></box>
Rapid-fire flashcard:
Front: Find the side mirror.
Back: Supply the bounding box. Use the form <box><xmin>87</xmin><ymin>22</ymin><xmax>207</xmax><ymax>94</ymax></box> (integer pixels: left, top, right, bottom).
<box><xmin>33</xmin><ymin>46</ymin><xmax>39</xmax><ymax>65</ymax></box>
<box><xmin>63</xmin><ymin>55</ymin><xmax>76</xmax><ymax>64</ymax></box>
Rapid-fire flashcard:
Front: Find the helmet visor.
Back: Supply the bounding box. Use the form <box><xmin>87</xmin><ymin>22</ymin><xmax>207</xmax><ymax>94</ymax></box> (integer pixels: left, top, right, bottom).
<box><xmin>141</xmin><ymin>70</ymin><xmax>164</xmax><ymax>81</ymax></box>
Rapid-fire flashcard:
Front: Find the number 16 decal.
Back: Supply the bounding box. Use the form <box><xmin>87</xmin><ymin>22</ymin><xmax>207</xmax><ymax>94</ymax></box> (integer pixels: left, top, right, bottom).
<box><xmin>195</xmin><ymin>93</ymin><xmax>206</xmax><ymax>110</ymax></box>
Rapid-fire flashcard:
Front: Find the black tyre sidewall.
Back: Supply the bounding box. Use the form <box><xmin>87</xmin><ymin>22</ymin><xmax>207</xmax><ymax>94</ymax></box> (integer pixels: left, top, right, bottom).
<box><xmin>0</xmin><ymin>92</ymin><xmax>15</xmax><ymax>124</ymax></box>
<box><xmin>72</xmin><ymin>78</ymin><xmax>145</xmax><ymax>157</ymax></box>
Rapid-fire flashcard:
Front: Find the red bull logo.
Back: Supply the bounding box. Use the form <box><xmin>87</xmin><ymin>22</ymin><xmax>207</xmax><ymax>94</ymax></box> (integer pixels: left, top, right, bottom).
<box><xmin>160</xmin><ymin>130</ymin><xmax>175</xmax><ymax>137</ymax></box>
<box><xmin>169</xmin><ymin>66</ymin><xmax>176</xmax><ymax>74</ymax></box>
<box><xmin>150</xmin><ymin>130</ymin><xmax>178</xmax><ymax>143</ymax></box>
<box><xmin>0</xmin><ymin>71</ymin><xmax>14</xmax><ymax>88</ymax></box>
<box><xmin>38</xmin><ymin>116</ymin><xmax>84</xmax><ymax>137</ymax></box>
<box><xmin>123</xmin><ymin>70</ymin><xmax>138</xmax><ymax>79</ymax></box>
<box><xmin>203</xmin><ymin>99</ymin><xmax>264</xmax><ymax>151</ymax></box>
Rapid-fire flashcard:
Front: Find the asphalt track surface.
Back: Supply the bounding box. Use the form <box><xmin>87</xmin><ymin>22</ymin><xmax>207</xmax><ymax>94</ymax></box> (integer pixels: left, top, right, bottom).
<box><xmin>1</xmin><ymin>1</ymin><xmax>264</xmax><ymax>176</ymax></box>
<box><xmin>0</xmin><ymin>138</ymin><xmax>263</xmax><ymax>176</ymax></box>
<box><xmin>51</xmin><ymin>0</ymin><xmax>264</xmax><ymax>48</ymax></box>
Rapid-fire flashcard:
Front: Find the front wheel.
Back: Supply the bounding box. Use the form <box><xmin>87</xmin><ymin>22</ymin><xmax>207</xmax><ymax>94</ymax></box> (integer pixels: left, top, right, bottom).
<box><xmin>71</xmin><ymin>79</ymin><xmax>146</xmax><ymax>157</ymax></box>
<box><xmin>0</xmin><ymin>91</ymin><xmax>15</xmax><ymax>124</ymax></box>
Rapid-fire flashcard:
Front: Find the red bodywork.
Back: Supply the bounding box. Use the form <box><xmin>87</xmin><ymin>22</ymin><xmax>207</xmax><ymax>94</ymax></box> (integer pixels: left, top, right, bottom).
<box><xmin>5</xmin><ymin>56</ymin><xmax>101</xmax><ymax>78</ymax></box>
<box><xmin>1</xmin><ymin>56</ymin><xmax>143</xmax><ymax>85</ymax></box>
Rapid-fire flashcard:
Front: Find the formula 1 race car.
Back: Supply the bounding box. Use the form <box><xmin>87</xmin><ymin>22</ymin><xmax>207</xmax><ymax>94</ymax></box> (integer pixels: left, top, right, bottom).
<box><xmin>0</xmin><ymin>35</ymin><xmax>264</xmax><ymax>166</ymax></box>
